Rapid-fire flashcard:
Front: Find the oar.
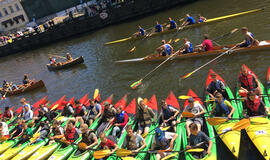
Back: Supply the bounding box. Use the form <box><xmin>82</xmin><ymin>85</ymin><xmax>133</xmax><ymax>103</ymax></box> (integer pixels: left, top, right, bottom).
<box><xmin>180</xmin><ymin>46</ymin><xmax>237</xmax><ymax>79</ymax></box>
<box><xmin>49</xmin><ymin>54</ymin><xmax>66</xmax><ymax>59</ymax></box>
<box><xmin>211</xmin><ymin>28</ymin><xmax>238</xmax><ymax>41</ymax></box>
<box><xmin>1</xmin><ymin>91</ymin><xmax>7</xmax><ymax>100</ymax></box>
<box><xmin>93</xmin><ymin>149</ymin><xmax>111</xmax><ymax>159</ymax></box>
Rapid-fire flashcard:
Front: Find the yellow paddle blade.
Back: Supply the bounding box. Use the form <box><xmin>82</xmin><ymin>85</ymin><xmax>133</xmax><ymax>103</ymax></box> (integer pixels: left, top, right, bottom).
<box><xmin>56</xmin><ymin>116</ymin><xmax>65</xmax><ymax>121</ymax></box>
<box><xmin>129</xmin><ymin>46</ymin><xmax>136</xmax><ymax>53</ymax></box>
<box><xmin>94</xmin><ymin>89</ymin><xmax>99</xmax><ymax>99</ymax></box>
<box><xmin>182</xmin><ymin>112</ymin><xmax>195</xmax><ymax>118</ymax></box>
<box><xmin>116</xmin><ymin>148</ymin><xmax>132</xmax><ymax>157</ymax></box>
<box><xmin>30</xmin><ymin>132</ymin><xmax>40</xmax><ymax>143</ymax></box>
<box><xmin>250</xmin><ymin>117</ymin><xmax>268</xmax><ymax>125</ymax></box>
<box><xmin>161</xmin><ymin>153</ymin><xmax>178</xmax><ymax>160</ymax></box>
<box><xmin>50</xmin><ymin>104</ymin><xmax>59</xmax><ymax>111</ymax></box>
<box><xmin>78</xmin><ymin>142</ymin><xmax>87</xmax><ymax>151</ymax></box>
<box><xmin>122</xmin><ymin>157</ymin><xmax>137</xmax><ymax>160</ymax></box>
<box><xmin>161</xmin><ymin>126</ymin><xmax>170</xmax><ymax>131</ymax></box>
<box><xmin>93</xmin><ymin>149</ymin><xmax>111</xmax><ymax>159</ymax></box>
<box><xmin>167</xmin><ymin>39</ymin><xmax>172</xmax><ymax>44</ymax></box>
<box><xmin>186</xmin><ymin>148</ymin><xmax>204</xmax><ymax>153</ymax></box>
<box><xmin>130</xmin><ymin>79</ymin><xmax>142</xmax><ymax>89</ymax></box>
<box><xmin>0</xmin><ymin>137</ymin><xmax>8</xmax><ymax>142</ymax></box>
<box><xmin>174</xmin><ymin>38</ymin><xmax>180</xmax><ymax>43</ymax></box>
<box><xmin>207</xmin><ymin>117</ymin><xmax>227</xmax><ymax>126</ymax></box>
<box><xmin>204</xmin><ymin>99</ymin><xmax>215</xmax><ymax>103</ymax></box>
<box><xmin>178</xmin><ymin>95</ymin><xmax>191</xmax><ymax>99</ymax></box>
<box><xmin>232</xmin><ymin>118</ymin><xmax>250</xmax><ymax>130</ymax></box>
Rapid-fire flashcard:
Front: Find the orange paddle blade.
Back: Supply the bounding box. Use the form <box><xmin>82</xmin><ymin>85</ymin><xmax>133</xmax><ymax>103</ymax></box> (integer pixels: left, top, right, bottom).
<box><xmin>232</xmin><ymin>118</ymin><xmax>250</xmax><ymax>130</ymax></box>
<box><xmin>93</xmin><ymin>149</ymin><xmax>111</xmax><ymax>159</ymax></box>
<box><xmin>129</xmin><ymin>46</ymin><xmax>136</xmax><ymax>53</ymax></box>
<box><xmin>207</xmin><ymin>117</ymin><xmax>227</xmax><ymax>126</ymax></box>
<box><xmin>182</xmin><ymin>112</ymin><xmax>195</xmax><ymax>118</ymax></box>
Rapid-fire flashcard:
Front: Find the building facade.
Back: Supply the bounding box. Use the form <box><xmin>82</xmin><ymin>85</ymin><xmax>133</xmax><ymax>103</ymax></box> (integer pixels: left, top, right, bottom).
<box><xmin>0</xmin><ymin>0</ymin><xmax>29</xmax><ymax>32</ymax></box>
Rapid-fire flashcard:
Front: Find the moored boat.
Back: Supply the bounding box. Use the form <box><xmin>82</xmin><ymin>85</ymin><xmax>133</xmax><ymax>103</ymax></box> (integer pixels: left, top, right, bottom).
<box><xmin>116</xmin><ymin>40</ymin><xmax>270</xmax><ymax>63</ymax></box>
<box><xmin>236</xmin><ymin>64</ymin><xmax>270</xmax><ymax>160</ymax></box>
<box><xmin>105</xmin><ymin>8</ymin><xmax>263</xmax><ymax>46</ymax></box>
<box><xmin>205</xmin><ymin>69</ymin><xmax>241</xmax><ymax>158</ymax></box>
<box><xmin>47</xmin><ymin>56</ymin><xmax>84</xmax><ymax>70</ymax></box>
<box><xmin>0</xmin><ymin>80</ymin><xmax>45</xmax><ymax>96</ymax></box>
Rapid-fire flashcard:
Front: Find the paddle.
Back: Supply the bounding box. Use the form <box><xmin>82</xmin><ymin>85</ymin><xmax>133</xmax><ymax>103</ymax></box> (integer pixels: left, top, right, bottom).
<box><xmin>93</xmin><ymin>149</ymin><xmax>112</xmax><ymax>159</ymax></box>
<box><xmin>1</xmin><ymin>91</ymin><xmax>7</xmax><ymax>100</ymax></box>
<box><xmin>208</xmin><ymin>116</ymin><xmax>270</xmax><ymax>126</ymax></box>
<box><xmin>181</xmin><ymin>46</ymin><xmax>238</xmax><ymax>79</ymax></box>
<box><xmin>49</xmin><ymin>54</ymin><xmax>66</xmax><ymax>59</ymax></box>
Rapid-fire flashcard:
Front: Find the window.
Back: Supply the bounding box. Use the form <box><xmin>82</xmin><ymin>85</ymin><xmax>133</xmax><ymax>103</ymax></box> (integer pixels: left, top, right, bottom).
<box><xmin>9</xmin><ymin>6</ymin><xmax>14</xmax><ymax>13</ymax></box>
<box><xmin>15</xmin><ymin>4</ymin><xmax>20</xmax><ymax>11</ymax></box>
<box><xmin>0</xmin><ymin>11</ymin><xmax>2</xmax><ymax>18</ymax></box>
<box><xmin>3</xmin><ymin>8</ymin><xmax>8</xmax><ymax>15</ymax></box>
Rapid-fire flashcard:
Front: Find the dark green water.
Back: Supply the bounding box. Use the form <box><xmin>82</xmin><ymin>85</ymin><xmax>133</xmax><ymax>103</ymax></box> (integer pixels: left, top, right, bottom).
<box><xmin>0</xmin><ymin>0</ymin><xmax>269</xmax><ymax>159</ymax></box>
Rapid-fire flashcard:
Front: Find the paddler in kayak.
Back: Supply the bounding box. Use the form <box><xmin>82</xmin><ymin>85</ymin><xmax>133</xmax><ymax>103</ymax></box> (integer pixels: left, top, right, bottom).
<box><xmin>242</xmin><ymin>91</ymin><xmax>268</xmax><ymax>117</ymax></box>
<box><xmin>135</xmin><ymin>98</ymin><xmax>156</xmax><ymax>135</ymax></box>
<box><xmin>22</xmin><ymin>74</ymin><xmax>35</xmax><ymax>86</ymax></box>
<box><xmin>86</xmin><ymin>99</ymin><xmax>102</xmax><ymax>126</ymax></box>
<box><xmin>167</xmin><ymin>17</ymin><xmax>177</xmax><ymax>29</ymax></box>
<box><xmin>98</xmin><ymin>132</ymin><xmax>118</xmax><ymax>158</ymax></box>
<box><xmin>10</xmin><ymin>119</ymin><xmax>23</xmax><ymax>138</ymax></box>
<box><xmin>186</xmin><ymin>123</ymin><xmax>213</xmax><ymax>158</ymax></box>
<box><xmin>133</xmin><ymin>26</ymin><xmax>145</xmax><ymax>37</ymax></box>
<box><xmin>17</xmin><ymin>122</ymin><xmax>34</xmax><ymax>146</ymax></box>
<box><xmin>61</xmin><ymin>101</ymin><xmax>75</xmax><ymax>117</ymax></box>
<box><xmin>236</xmin><ymin>27</ymin><xmax>259</xmax><ymax>47</ymax></box>
<box><xmin>196</xmin><ymin>34</ymin><xmax>214</xmax><ymax>52</ymax></box>
<box><xmin>76</xmin><ymin>123</ymin><xmax>98</xmax><ymax>154</ymax></box>
<box><xmin>0</xmin><ymin>119</ymin><xmax>9</xmax><ymax>139</ymax></box>
<box><xmin>156</xmin><ymin>40</ymin><xmax>174</xmax><ymax>56</ymax></box>
<box><xmin>238</xmin><ymin>65</ymin><xmax>262</xmax><ymax>97</ymax></box>
<box><xmin>66</xmin><ymin>53</ymin><xmax>73</xmax><ymax>61</ymax></box>
<box><xmin>182</xmin><ymin>14</ymin><xmax>196</xmax><ymax>26</ymax></box>
<box><xmin>106</xmin><ymin>105</ymin><xmax>129</xmax><ymax>137</ymax></box>
<box><xmin>151</xmin><ymin>127</ymin><xmax>178</xmax><ymax>160</ymax></box>
<box><xmin>97</xmin><ymin>101</ymin><xmax>116</xmax><ymax>135</ymax></box>
<box><xmin>122</xmin><ymin>125</ymin><xmax>146</xmax><ymax>155</ymax></box>
<box><xmin>197</xmin><ymin>14</ymin><xmax>207</xmax><ymax>23</ymax></box>
<box><xmin>206</xmin><ymin>72</ymin><xmax>228</xmax><ymax>99</ymax></box>
<box><xmin>160</xmin><ymin>100</ymin><xmax>179</xmax><ymax>132</ymax></box>
<box><xmin>210</xmin><ymin>92</ymin><xmax>235</xmax><ymax>119</ymax></box>
<box><xmin>2</xmin><ymin>80</ymin><xmax>18</xmax><ymax>91</ymax></box>
<box><xmin>63</xmin><ymin>120</ymin><xmax>81</xmax><ymax>145</ymax></box>
<box><xmin>155</xmin><ymin>21</ymin><xmax>163</xmax><ymax>33</ymax></box>
<box><xmin>73</xmin><ymin>100</ymin><xmax>88</xmax><ymax>126</ymax></box>
<box><xmin>3</xmin><ymin>106</ymin><xmax>14</xmax><ymax>121</ymax></box>
<box><xmin>180</xmin><ymin>97</ymin><xmax>204</xmax><ymax>138</ymax></box>
<box><xmin>20</xmin><ymin>101</ymin><xmax>33</xmax><ymax>122</ymax></box>
<box><xmin>178</xmin><ymin>38</ymin><xmax>193</xmax><ymax>54</ymax></box>
<box><xmin>49</xmin><ymin>56</ymin><xmax>57</xmax><ymax>66</ymax></box>
<box><xmin>31</xmin><ymin>121</ymin><xmax>50</xmax><ymax>144</ymax></box>
<box><xmin>48</xmin><ymin>120</ymin><xmax>65</xmax><ymax>145</ymax></box>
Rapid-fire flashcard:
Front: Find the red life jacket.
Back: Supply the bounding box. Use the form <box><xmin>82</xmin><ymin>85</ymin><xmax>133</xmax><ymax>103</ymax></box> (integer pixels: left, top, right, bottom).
<box><xmin>65</xmin><ymin>127</ymin><xmax>76</xmax><ymax>143</ymax></box>
<box><xmin>245</xmin><ymin>96</ymin><xmax>260</xmax><ymax>116</ymax></box>
<box><xmin>239</xmin><ymin>72</ymin><xmax>254</xmax><ymax>90</ymax></box>
<box><xmin>75</xmin><ymin>104</ymin><xmax>84</xmax><ymax>116</ymax></box>
<box><xmin>3</xmin><ymin>110</ymin><xmax>11</xmax><ymax>118</ymax></box>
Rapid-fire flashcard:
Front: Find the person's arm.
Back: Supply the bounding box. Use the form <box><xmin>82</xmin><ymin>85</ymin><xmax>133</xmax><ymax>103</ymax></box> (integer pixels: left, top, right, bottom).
<box><xmin>225</xmin><ymin>101</ymin><xmax>235</xmax><ymax>119</ymax></box>
<box><xmin>95</xmin><ymin>105</ymin><xmax>102</xmax><ymax>119</ymax></box>
<box><xmin>169</xmin><ymin>108</ymin><xmax>179</xmax><ymax>121</ymax></box>
<box><xmin>207</xmin><ymin>140</ymin><xmax>213</xmax><ymax>155</ymax></box>
<box><xmin>89</xmin><ymin>134</ymin><xmax>98</xmax><ymax>148</ymax></box>
<box><xmin>254</xmin><ymin>76</ymin><xmax>261</xmax><ymax>88</ymax></box>
<box><xmin>111</xmin><ymin>143</ymin><xmax>118</xmax><ymax>153</ymax></box>
<box><xmin>242</xmin><ymin>101</ymin><xmax>247</xmax><ymax>117</ymax></box>
<box><xmin>169</xmin><ymin>133</ymin><xmax>178</xmax><ymax>149</ymax></box>
<box><xmin>195</xmin><ymin>104</ymin><xmax>205</xmax><ymax>117</ymax></box>
<box><xmin>83</xmin><ymin>106</ymin><xmax>87</xmax><ymax>116</ymax></box>
<box><xmin>148</xmin><ymin>107</ymin><xmax>157</xmax><ymax>121</ymax></box>
<box><xmin>161</xmin><ymin>25</ymin><xmax>163</xmax><ymax>32</ymax></box>
<box><xmin>10</xmin><ymin>111</ymin><xmax>14</xmax><ymax>120</ymax></box>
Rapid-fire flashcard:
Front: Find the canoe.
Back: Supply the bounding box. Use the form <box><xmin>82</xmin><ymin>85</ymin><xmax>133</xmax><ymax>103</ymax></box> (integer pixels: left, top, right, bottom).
<box><xmin>0</xmin><ymin>80</ymin><xmax>45</xmax><ymax>96</ymax></box>
<box><xmin>150</xmin><ymin>91</ymin><xmax>182</xmax><ymax>160</ymax></box>
<box><xmin>105</xmin><ymin>8</ymin><xmax>263</xmax><ymax>46</ymax></box>
<box><xmin>47</xmin><ymin>56</ymin><xmax>84</xmax><ymax>70</ymax></box>
<box><xmin>235</xmin><ymin>64</ymin><xmax>270</xmax><ymax>160</ymax></box>
<box><xmin>181</xmin><ymin>89</ymin><xmax>217</xmax><ymax>160</ymax></box>
<box><xmin>116</xmin><ymin>40</ymin><xmax>270</xmax><ymax>63</ymax></box>
<box><xmin>205</xmin><ymin>69</ymin><xmax>241</xmax><ymax>158</ymax></box>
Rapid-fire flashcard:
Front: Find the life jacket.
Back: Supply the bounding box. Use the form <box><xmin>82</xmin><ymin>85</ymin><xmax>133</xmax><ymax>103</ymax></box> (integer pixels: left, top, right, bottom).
<box><xmin>156</xmin><ymin>135</ymin><xmax>170</xmax><ymax>150</ymax></box>
<box><xmin>82</xmin><ymin>130</ymin><xmax>95</xmax><ymax>145</ymax></box>
<box><xmin>126</xmin><ymin>134</ymin><xmax>137</xmax><ymax>150</ymax></box>
<box><xmin>162</xmin><ymin>105</ymin><xmax>173</xmax><ymax>120</ymax></box>
<box><xmin>138</xmin><ymin>106</ymin><xmax>152</xmax><ymax>123</ymax></box>
<box><xmin>164</xmin><ymin>44</ymin><xmax>171</xmax><ymax>55</ymax></box>
<box><xmin>209</xmin><ymin>80</ymin><xmax>223</xmax><ymax>93</ymax></box>
<box><xmin>62</xmin><ymin>105</ymin><xmax>73</xmax><ymax>116</ymax></box>
<box><xmin>65</xmin><ymin>127</ymin><xmax>78</xmax><ymax>143</ymax></box>
<box><xmin>116</xmin><ymin>111</ymin><xmax>125</xmax><ymax>123</ymax></box>
<box><xmin>89</xmin><ymin>104</ymin><xmax>99</xmax><ymax>115</ymax></box>
<box><xmin>245</xmin><ymin>96</ymin><xmax>261</xmax><ymax>116</ymax></box>
<box><xmin>239</xmin><ymin>72</ymin><xmax>256</xmax><ymax>91</ymax></box>
<box><xmin>75</xmin><ymin>104</ymin><xmax>84</xmax><ymax>117</ymax></box>
<box><xmin>214</xmin><ymin>100</ymin><xmax>230</xmax><ymax>117</ymax></box>
<box><xmin>3</xmin><ymin>110</ymin><xmax>11</xmax><ymax>118</ymax></box>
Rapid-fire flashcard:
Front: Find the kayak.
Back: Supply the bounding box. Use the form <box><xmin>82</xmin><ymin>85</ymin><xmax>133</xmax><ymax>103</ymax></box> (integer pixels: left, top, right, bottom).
<box><xmin>235</xmin><ymin>64</ymin><xmax>270</xmax><ymax>160</ymax></box>
<box><xmin>205</xmin><ymin>69</ymin><xmax>241</xmax><ymax>158</ymax></box>
<box><xmin>150</xmin><ymin>91</ymin><xmax>182</xmax><ymax>160</ymax></box>
<box><xmin>181</xmin><ymin>89</ymin><xmax>217</xmax><ymax>160</ymax></box>
<box><xmin>105</xmin><ymin>8</ymin><xmax>263</xmax><ymax>46</ymax></box>
<box><xmin>116</xmin><ymin>40</ymin><xmax>270</xmax><ymax>63</ymax></box>
<box><xmin>0</xmin><ymin>141</ymin><xmax>29</xmax><ymax>160</ymax></box>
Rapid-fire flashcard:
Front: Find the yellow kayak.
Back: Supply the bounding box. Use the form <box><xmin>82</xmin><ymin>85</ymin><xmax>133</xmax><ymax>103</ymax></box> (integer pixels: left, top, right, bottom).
<box><xmin>0</xmin><ymin>142</ymin><xmax>28</xmax><ymax>160</ymax></box>
<box><xmin>104</xmin><ymin>8</ymin><xmax>263</xmax><ymax>46</ymax></box>
<box><xmin>28</xmin><ymin>142</ymin><xmax>61</xmax><ymax>160</ymax></box>
<box><xmin>246</xmin><ymin>117</ymin><xmax>270</xmax><ymax>160</ymax></box>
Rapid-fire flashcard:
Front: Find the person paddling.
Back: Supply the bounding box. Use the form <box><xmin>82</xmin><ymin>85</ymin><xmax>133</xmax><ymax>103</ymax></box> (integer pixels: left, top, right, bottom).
<box><xmin>48</xmin><ymin>120</ymin><xmax>65</xmax><ymax>145</ymax></box>
<box><xmin>63</xmin><ymin>120</ymin><xmax>81</xmax><ymax>145</ymax></box>
<box><xmin>86</xmin><ymin>99</ymin><xmax>102</xmax><ymax>127</ymax></box>
<box><xmin>186</xmin><ymin>123</ymin><xmax>213</xmax><ymax>158</ymax></box>
<box><xmin>238</xmin><ymin>65</ymin><xmax>262</xmax><ymax>97</ymax></box>
<box><xmin>98</xmin><ymin>132</ymin><xmax>118</xmax><ymax>158</ymax></box>
<box><xmin>197</xmin><ymin>34</ymin><xmax>213</xmax><ymax>52</ymax></box>
<box><xmin>22</xmin><ymin>74</ymin><xmax>34</xmax><ymax>85</ymax></box>
<box><xmin>17</xmin><ymin>122</ymin><xmax>33</xmax><ymax>146</ymax></box>
<box><xmin>134</xmin><ymin>26</ymin><xmax>145</xmax><ymax>37</ymax></box>
<box><xmin>182</xmin><ymin>14</ymin><xmax>196</xmax><ymax>26</ymax></box>
<box><xmin>135</xmin><ymin>98</ymin><xmax>156</xmax><ymax>135</ymax></box>
<box><xmin>197</xmin><ymin>14</ymin><xmax>207</xmax><ymax>23</ymax></box>
<box><xmin>76</xmin><ymin>124</ymin><xmax>98</xmax><ymax>154</ymax></box>
<box><xmin>155</xmin><ymin>21</ymin><xmax>163</xmax><ymax>33</ymax></box>
<box><xmin>210</xmin><ymin>92</ymin><xmax>235</xmax><ymax>119</ymax></box>
<box><xmin>61</xmin><ymin>101</ymin><xmax>75</xmax><ymax>117</ymax></box>
<box><xmin>10</xmin><ymin>119</ymin><xmax>23</xmax><ymax>138</ymax></box>
<box><xmin>236</xmin><ymin>27</ymin><xmax>259</xmax><ymax>47</ymax></box>
<box><xmin>168</xmin><ymin>17</ymin><xmax>177</xmax><ymax>29</ymax></box>
<box><xmin>160</xmin><ymin>100</ymin><xmax>179</xmax><ymax>132</ymax></box>
<box><xmin>206</xmin><ymin>72</ymin><xmax>228</xmax><ymax>99</ymax></box>
<box><xmin>242</xmin><ymin>91</ymin><xmax>268</xmax><ymax>117</ymax></box>
<box><xmin>3</xmin><ymin>106</ymin><xmax>14</xmax><ymax>121</ymax></box>
<box><xmin>157</xmin><ymin>40</ymin><xmax>174</xmax><ymax>56</ymax></box>
<box><xmin>0</xmin><ymin>119</ymin><xmax>9</xmax><ymax>139</ymax></box>
<box><xmin>49</xmin><ymin>57</ymin><xmax>56</xmax><ymax>65</ymax></box>
<box><xmin>97</xmin><ymin>101</ymin><xmax>116</xmax><ymax>135</ymax></box>
<box><xmin>179</xmin><ymin>38</ymin><xmax>193</xmax><ymax>54</ymax></box>
<box><xmin>66</xmin><ymin>53</ymin><xmax>73</xmax><ymax>61</ymax></box>
<box><xmin>122</xmin><ymin>125</ymin><xmax>146</xmax><ymax>155</ymax></box>
<box><xmin>151</xmin><ymin>127</ymin><xmax>178</xmax><ymax>160</ymax></box>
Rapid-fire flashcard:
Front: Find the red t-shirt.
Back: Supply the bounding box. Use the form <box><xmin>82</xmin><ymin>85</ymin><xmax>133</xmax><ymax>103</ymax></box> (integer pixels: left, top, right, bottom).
<box><xmin>99</xmin><ymin>139</ymin><xmax>115</xmax><ymax>149</ymax></box>
<box><xmin>202</xmin><ymin>39</ymin><xmax>213</xmax><ymax>51</ymax></box>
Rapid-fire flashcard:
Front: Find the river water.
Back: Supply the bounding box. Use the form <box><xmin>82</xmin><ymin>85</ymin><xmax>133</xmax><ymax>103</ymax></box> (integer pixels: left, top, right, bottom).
<box><xmin>0</xmin><ymin>0</ymin><xmax>269</xmax><ymax>159</ymax></box>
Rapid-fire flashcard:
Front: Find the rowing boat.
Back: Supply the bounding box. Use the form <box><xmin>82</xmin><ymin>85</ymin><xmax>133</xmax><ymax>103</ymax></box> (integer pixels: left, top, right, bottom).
<box><xmin>116</xmin><ymin>40</ymin><xmax>270</xmax><ymax>63</ymax></box>
<box><xmin>105</xmin><ymin>8</ymin><xmax>263</xmax><ymax>46</ymax></box>
<box><xmin>0</xmin><ymin>80</ymin><xmax>45</xmax><ymax>96</ymax></box>
<box><xmin>205</xmin><ymin>69</ymin><xmax>241</xmax><ymax>158</ymax></box>
<box><xmin>235</xmin><ymin>64</ymin><xmax>270</xmax><ymax>160</ymax></box>
<box><xmin>47</xmin><ymin>56</ymin><xmax>84</xmax><ymax>70</ymax></box>
<box><xmin>181</xmin><ymin>89</ymin><xmax>217</xmax><ymax>160</ymax></box>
